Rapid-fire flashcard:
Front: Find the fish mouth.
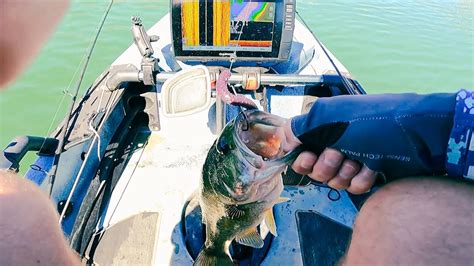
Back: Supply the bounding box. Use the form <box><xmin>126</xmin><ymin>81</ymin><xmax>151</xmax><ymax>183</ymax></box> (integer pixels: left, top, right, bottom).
<box><xmin>219</xmin><ymin>110</ymin><xmax>300</xmax><ymax>205</ymax></box>
<box><xmin>233</xmin><ymin>110</ymin><xmax>301</xmax><ymax>172</ymax></box>
<box><xmin>234</xmin><ymin>110</ymin><xmax>287</xmax><ymax>161</ymax></box>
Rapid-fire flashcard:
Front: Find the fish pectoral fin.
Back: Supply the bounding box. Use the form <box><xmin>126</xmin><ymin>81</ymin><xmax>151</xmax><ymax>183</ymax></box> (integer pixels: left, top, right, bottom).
<box><xmin>235</xmin><ymin>228</ymin><xmax>264</xmax><ymax>248</ymax></box>
<box><xmin>264</xmin><ymin>209</ymin><xmax>277</xmax><ymax>237</ymax></box>
<box><xmin>276</xmin><ymin>197</ymin><xmax>290</xmax><ymax>204</ymax></box>
<box><xmin>226</xmin><ymin>205</ymin><xmax>245</xmax><ymax>219</ymax></box>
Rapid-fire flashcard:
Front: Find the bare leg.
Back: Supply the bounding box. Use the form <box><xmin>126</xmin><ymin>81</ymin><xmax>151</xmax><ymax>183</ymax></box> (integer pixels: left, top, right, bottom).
<box><xmin>0</xmin><ymin>170</ymin><xmax>80</xmax><ymax>265</ymax></box>
<box><xmin>343</xmin><ymin>177</ymin><xmax>474</xmax><ymax>265</ymax></box>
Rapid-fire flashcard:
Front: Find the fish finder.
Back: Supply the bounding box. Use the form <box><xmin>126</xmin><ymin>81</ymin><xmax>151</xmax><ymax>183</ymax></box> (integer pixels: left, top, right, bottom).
<box><xmin>171</xmin><ymin>0</ymin><xmax>295</xmax><ymax>63</ymax></box>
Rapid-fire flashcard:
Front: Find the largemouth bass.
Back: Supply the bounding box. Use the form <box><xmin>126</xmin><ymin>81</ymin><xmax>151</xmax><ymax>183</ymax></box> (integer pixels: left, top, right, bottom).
<box><xmin>195</xmin><ymin>110</ymin><xmax>300</xmax><ymax>266</ymax></box>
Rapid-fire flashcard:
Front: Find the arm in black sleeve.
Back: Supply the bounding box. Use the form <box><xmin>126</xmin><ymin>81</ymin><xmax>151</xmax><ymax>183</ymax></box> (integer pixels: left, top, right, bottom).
<box><xmin>291</xmin><ymin>93</ymin><xmax>456</xmax><ymax>180</ymax></box>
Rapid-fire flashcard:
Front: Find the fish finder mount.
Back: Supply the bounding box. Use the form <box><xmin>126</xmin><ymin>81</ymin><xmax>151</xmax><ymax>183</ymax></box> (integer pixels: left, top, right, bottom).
<box><xmin>106</xmin><ymin>17</ymin><xmax>160</xmax><ymax>90</ymax></box>
<box><xmin>131</xmin><ymin>16</ymin><xmax>160</xmax><ymax>86</ymax></box>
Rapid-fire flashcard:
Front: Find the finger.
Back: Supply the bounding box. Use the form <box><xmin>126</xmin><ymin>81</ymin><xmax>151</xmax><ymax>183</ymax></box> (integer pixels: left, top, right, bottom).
<box><xmin>308</xmin><ymin>148</ymin><xmax>344</xmax><ymax>183</ymax></box>
<box><xmin>327</xmin><ymin>159</ymin><xmax>361</xmax><ymax>190</ymax></box>
<box><xmin>292</xmin><ymin>151</ymin><xmax>318</xmax><ymax>175</ymax></box>
<box><xmin>347</xmin><ymin>165</ymin><xmax>378</xmax><ymax>194</ymax></box>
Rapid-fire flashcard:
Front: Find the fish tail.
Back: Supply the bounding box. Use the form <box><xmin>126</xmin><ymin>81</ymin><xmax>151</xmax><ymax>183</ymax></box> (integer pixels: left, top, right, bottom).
<box><xmin>194</xmin><ymin>248</ymin><xmax>234</xmax><ymax>266</ymax></box>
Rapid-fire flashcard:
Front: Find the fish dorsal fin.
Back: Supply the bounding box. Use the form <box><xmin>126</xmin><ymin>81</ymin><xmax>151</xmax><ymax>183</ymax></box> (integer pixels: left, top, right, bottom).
<box><xmin>235</xmin><ymin>228</ymin><xmax>264</xmax><ymax>248</ymax></box>
<box><xmin>276</xmin><ymin>197</ymin><xmax>290</xmax><ymax>204</ymax></box>
<box><xmin>226</xmin><ymin>205</ymin><xmax>245</xmax><ymax>219</ymax></box>
<box><xmin>264</xmin><ymin>209</ymin><xmax>278</xmax><ymax>237</ymax></box>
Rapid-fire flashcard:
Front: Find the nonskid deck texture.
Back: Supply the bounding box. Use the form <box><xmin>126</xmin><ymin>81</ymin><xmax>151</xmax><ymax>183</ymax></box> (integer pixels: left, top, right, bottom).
<box><xmin>88</xmin><ymin>14</ymin><xmax>357</xmax><ymax>265</ymax></box>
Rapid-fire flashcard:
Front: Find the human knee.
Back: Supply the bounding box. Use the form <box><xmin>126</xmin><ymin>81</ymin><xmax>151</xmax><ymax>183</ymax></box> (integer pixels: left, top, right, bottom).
<box><xmin>0</xmin><ymin>170</ymin><xmax>79</xmax><ymax>265</ymax></box>
<box><xmin>345</xmin><ymin>177</ymin><xmax>474</xmax><ymax>265</ymax></box>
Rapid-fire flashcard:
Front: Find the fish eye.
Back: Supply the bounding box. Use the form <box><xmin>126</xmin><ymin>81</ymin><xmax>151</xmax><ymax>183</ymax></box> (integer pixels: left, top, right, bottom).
<box><xmin>217</xmin><ymin>138</ymin><xmax>231</xmax><ymax>155</ymax></box>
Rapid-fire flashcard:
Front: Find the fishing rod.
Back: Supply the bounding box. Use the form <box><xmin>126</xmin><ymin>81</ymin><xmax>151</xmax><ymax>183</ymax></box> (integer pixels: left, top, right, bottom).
<box><xmin>48</xmin><ymin>0</ymin><xmax>115</xmax><ymax>197</ymax></box>
<box><xmin>215</xmin><ymin>17</ymin><xmax>253</xmax><ymax>132</ymax></box>
<box><xmin>229</xmin><ymin>20</ymin><xmax>252</xmax><ymax>128</ymax></box>
<box><xmin>295</xmin><ymin>10</ymin><xmax>357</xmax><ymax>95</ymax></box>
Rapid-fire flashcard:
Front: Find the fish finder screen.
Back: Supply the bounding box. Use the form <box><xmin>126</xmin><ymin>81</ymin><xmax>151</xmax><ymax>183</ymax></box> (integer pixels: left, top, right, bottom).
<box><xmin>180</xmin><ymin>0</ymin><xmax>276</xmax><ymax>52</ymax></box>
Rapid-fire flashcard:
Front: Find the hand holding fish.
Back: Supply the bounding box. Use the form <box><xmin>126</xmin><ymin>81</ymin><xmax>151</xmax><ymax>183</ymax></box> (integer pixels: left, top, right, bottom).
<box><xmin>238</xmin><ymin>111</ymin><xmax>378</xmax><ymax>195</ymax></box>
<box><xmin>282</xmin><ymin>118</ymin><xmax>378</xmax><ymax>195</ymax></box>
<box><xmin>225</xmin><ymin>106</ymin><xmax>377</xmax><ymax>195</ymax></box>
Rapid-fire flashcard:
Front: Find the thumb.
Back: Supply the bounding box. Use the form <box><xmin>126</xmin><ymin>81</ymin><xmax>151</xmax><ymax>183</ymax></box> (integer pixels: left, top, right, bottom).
<box><xmin>282</xmin><ymin>119</ymin><xmax>302</xmax><ymax>153</ymax></box>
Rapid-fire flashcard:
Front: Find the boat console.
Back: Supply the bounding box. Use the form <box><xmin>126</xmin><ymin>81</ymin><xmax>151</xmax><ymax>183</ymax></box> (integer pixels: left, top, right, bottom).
<box><xmin>171</xmin><ymin>0</ymin><xmax>296</xmax><ymax>63</ymax></box>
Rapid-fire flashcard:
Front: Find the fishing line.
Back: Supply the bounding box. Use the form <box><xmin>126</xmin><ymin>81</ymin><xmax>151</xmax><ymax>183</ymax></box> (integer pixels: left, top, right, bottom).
<box><xmin>310</xmin><ymin>182</ymin><xmax>341</xmax><ymax>201</ymax></box>
<box><xmin>88</xmin><ymin>87</ymin><xmax>107</xmax><ymax>161</ymax></box>
<box><xmin>295</xmin><ymin>10</ymin><xmax>357</xmax><ymax>95</ymax></box>
<box><xmin>229</xmin><ymin>16</ymin><xmax>250</xmax><ymax>128</ymax></box>
<box><xmin>36</xmin><ymin>54</ymin><xmax>89</xmax><ymax>158</ymax></box>
<box><xmin>100</xmin><ymin>139</ymin><xmax>147</xmax><ymax>232</ymax></box>
<box><xmin>229</xmin><ymin>20</ymin><xmax>245</xmax><ymax>71</ymax></box>
<box><xmin>88</xmin><ymin>115</ymin><xmax>102</xmax><ymax>161</ymax></box>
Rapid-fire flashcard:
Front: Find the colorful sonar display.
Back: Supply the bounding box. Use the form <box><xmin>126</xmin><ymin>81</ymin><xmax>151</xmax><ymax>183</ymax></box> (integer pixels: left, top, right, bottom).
<box><xmin>180</xmin><ymin>0</ymin><xmax>276</xmax><ymax>52</ymax></box>
<box><xmin>231</xmin><ymin>1</ymin><xmax>274</xmax><ymax>23</ymax></box>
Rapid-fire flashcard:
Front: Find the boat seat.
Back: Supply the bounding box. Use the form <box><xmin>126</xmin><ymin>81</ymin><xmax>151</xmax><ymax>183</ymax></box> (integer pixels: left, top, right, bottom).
<box><xmin>84</xmin><ymin>212</ymin><xmax>160</xmax><ymax>265</ymax></box>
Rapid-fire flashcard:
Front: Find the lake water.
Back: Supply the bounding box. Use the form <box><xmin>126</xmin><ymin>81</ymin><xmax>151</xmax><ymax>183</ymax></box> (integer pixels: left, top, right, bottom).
<box><xmin>0</xmin><ymin>0</ymin><xmax>473</xmax><ymax>154</ymax></box>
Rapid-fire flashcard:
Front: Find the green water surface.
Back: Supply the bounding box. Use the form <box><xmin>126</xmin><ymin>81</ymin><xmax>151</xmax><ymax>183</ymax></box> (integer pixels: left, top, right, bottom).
<box><xmin>1</xmin><ymin>0</ymin><xmax>473</xmax><ymax>157</ymax></box>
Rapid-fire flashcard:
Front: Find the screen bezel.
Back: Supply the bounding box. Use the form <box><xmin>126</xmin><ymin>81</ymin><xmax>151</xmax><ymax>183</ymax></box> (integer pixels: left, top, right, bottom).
<box><xmin>171</xmin><ymin>0</ymin><xmax>285</xmax><ymax>62</ymax></box>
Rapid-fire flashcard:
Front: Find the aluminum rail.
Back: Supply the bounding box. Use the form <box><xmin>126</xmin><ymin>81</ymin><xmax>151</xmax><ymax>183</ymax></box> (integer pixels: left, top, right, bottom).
<box><xmin>256</xmin><ymin>74</ymin><xmax>323</xmax><ymax>86</ymax></box>
<box><xmin>154</xmin><ymin>72</ymin><xmax>323</xmax><ymax>86</ymax></box>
